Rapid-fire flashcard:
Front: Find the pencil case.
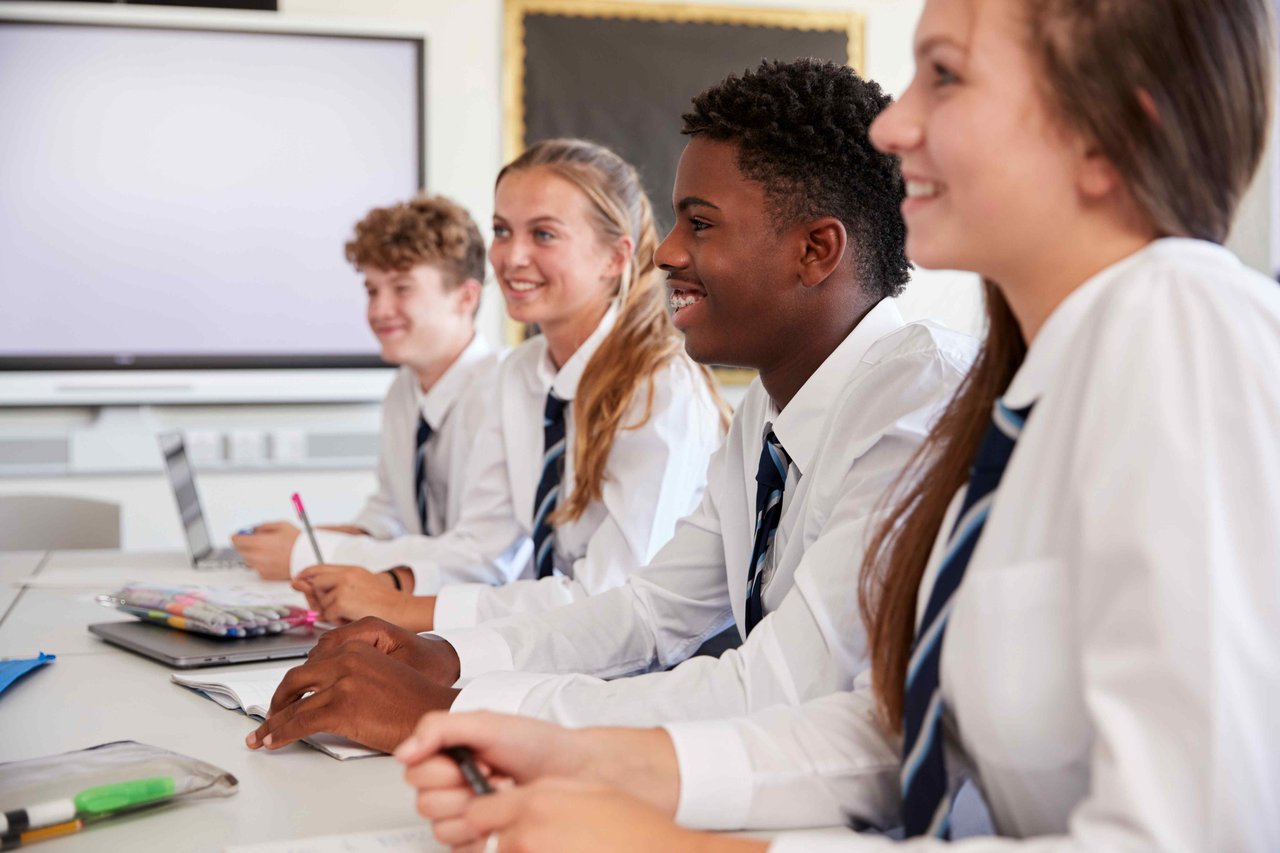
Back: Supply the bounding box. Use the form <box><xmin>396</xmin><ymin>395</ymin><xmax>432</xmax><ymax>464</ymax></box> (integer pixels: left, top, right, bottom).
<box><xmin>97</xmin><ymin>583</ymin><xmax>317</xmax><ymax>639</ymax></box>
<box><xmin>0</xmin><ymin>740</ymin><xmax>237</xmax><ymax>847</ymax></box>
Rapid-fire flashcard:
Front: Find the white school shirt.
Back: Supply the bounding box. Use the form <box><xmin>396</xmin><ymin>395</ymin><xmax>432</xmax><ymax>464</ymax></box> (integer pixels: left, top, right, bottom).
<box><xmin>440</xmin><ymin>299</ymin><xmax>977</xmax><ymax>725</ymax></box>
<box><xmin>311</xmin><ymin>303</ymin><xmax>724</xmax><ymax>620</ymax></box>
<box><xmin>427</xmin><ymin>303</ymin><xmax>724</xmax><ymax>623</ymax></box>
<box><xmin>290</xmin><ymin>334</ymin><xmax>503</xmax><ymax>573</ymax></box>
<box><xmin>666</xmin><ymin>239</ymin><xmax>1280</xmax><ymax>851</ymax></box>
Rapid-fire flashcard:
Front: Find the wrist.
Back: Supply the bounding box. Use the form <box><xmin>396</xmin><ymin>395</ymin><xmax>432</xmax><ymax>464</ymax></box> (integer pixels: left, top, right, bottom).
<box><xmin>417</xmin><ymin>633</ymin><xmax>462</xmax><ymax>684</ymax></box>
<box><xmin>579</xmin><ymin>727</ymin><xmax>681</xmax><ymax>817</ymax></box>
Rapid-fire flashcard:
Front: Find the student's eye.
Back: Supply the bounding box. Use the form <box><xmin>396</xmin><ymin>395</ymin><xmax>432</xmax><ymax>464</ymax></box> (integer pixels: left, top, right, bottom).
<box><xmin>931</xmin><ymin>61</ymin><xmax>959</xmax><ymax>87</ymax></box>
<box><xmin>395</xmin><ymin>286</ymin><xmax>412</xmax><ymax>295</ymax></box>
<box><xmin>533</xmin><ymin>228</ymin><xmax>556</xmax><ymax>242</ymax></box>
<box><xmin>690</xmin><ymin>217</ymin><xmax>711</xmax><ymax>233</ymax></box>
<box><xmin>492</xmin><ymin>223</ymin><xmax>510</xmax><ymax>238</ymax></box>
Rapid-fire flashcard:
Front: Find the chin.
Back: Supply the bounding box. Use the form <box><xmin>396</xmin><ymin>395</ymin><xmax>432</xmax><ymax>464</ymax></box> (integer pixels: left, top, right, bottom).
<box><xmin>681</xmin><ymin>335</ymin><xmax>729</xmax><ymax>369</ymax></box>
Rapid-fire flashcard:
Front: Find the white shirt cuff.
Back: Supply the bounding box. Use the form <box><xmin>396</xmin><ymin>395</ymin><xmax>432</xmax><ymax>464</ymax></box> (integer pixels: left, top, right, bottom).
<box><xmin>452</xmin><ymin>671</ymin><xmax>563</xmax><ymax>715</ymax></box>
<box><xmin>664</xmin><ymin>719</ymin><xmax>755</xmax><ymax>830</ymax></box>
<box><xmin>433</xmin><ymin>583</ymin><xmax>488</xmax><ymax>630</ymax></box>
<box><xmin>431</xmin><ymin>626</ymin><xmax>514</xmax><ymax>682</ymax></box>
<box><xmin>290</xmin><ymin>530</ymin><xmax>346</xmax><ymax>575</ymax></box>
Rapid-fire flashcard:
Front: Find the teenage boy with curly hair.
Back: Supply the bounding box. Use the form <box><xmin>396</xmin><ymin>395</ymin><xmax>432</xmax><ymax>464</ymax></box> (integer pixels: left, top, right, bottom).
<box><xmin>234</xmin><ymin>195</ymin><xmax>508</xmax><ymax>585</ymax></box>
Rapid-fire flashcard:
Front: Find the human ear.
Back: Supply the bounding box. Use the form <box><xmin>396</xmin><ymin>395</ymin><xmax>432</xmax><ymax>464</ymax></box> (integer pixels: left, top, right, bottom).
<box><xmin>603</xmin><ymin>235</ymin><xmax>635</xmax><ymax>281</ymax></box>
<box><xmin>1077</xmin><ymin>144</ymin><xmax>1124</xmax><ymax>200</ymax></box>
<box><xmin>798</xmin><ymin>217</ymin><xmax>847</xmax><ymax>288</ymax></box>
<box><xmin>454</xmin><ymin>278</ymin><xmax>483</xmax><ymax>317</ymax></box>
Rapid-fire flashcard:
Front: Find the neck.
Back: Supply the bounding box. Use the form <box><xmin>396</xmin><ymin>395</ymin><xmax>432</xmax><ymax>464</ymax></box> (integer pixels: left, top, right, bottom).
<box><xmin>542</xmin><ymin>300</ymin><xmax>610</xmax><ymax>370</ymax></box>
<box><xmin>999</xmin><ymin>220</ymin><xmax>1157</xmax><ymax>344</ymax></box>
<box><xmin>411</xmin><ymin>331</ymin><xmax>474</xmax><ymax>393</ymax></box>
<box><xmin>758</xmin><ymin>294</ymin><xmax>876</xmax><ymax>411</ymax></box>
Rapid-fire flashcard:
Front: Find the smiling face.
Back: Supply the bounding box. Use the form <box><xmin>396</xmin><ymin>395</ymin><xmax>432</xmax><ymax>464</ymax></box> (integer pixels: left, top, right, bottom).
<box><xmin>489</xmin><ymin>167</ymin><xmax>626</xmax><ymax>348</ymax></box>
<box><xmin>364</xmin><ymin>264</ymin><xmax>475</xmax><ymax>375</ymax></box>
<box><xmin>655</xmin><ymin>136</ymin><xmax>804</xmax><ymax>370</ymax></box>
<box><xmin>869</xmin><ymin>0</ymin><xmax>1088</xmax><ymax>283</ymax></box>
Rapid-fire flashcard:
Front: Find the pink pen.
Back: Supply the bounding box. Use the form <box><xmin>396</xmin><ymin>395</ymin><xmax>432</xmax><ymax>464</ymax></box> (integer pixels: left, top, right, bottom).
<box><xmin>292</xmin><ymin>492</ymin><xmax>325</xmax><ymax>564</ymax></box>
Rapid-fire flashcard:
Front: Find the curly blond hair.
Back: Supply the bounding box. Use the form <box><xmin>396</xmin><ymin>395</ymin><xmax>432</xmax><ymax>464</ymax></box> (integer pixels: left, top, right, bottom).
<box><xmin>344</xmin><ymin>194</ymin><xmax>485</xmax><ymax>287</ymax></box>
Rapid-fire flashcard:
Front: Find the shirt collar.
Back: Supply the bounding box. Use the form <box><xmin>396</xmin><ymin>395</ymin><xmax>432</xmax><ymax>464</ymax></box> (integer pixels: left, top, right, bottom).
<box><xmin>1002</xmin><ymin>238</ymin><xmax>1219</xmax><ymax>409</ymax></box>
<box><xmin>532</xmin><ymin>300</ymin><xmax>620</xmax><ymax>401</ymax></box>
<box><xmin>416</xmin><ymin>333</ymin><xmax>495</xmax><ymax>429</ymax></box>
<box><xmin>769</xmin><ymin>297</ymin><xmax>907</xmax><ymax>477</ymax></box>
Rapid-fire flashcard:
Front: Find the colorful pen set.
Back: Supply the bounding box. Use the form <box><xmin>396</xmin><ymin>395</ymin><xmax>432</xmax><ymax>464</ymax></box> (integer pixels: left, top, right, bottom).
<box><xmin>1</xmin><ymin>777</ymin><xmax>175</xmax><ymax>849</ymax></box>
<box><xmin>96</xmin><ymin>585</ymin><xmax>317</xmax><ymax>639</ymax></box>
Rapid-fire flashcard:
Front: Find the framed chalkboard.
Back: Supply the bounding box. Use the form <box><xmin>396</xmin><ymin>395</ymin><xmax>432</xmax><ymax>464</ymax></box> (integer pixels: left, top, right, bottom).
<box><xmin>504</xmin><ymin>0</ymin><xmax>863</xmax><ymax>235</ymax></box>
<box><xmin>501</xmin><ymin>0</ymin><xmax>864</xmax><ymax>376</ymax></box>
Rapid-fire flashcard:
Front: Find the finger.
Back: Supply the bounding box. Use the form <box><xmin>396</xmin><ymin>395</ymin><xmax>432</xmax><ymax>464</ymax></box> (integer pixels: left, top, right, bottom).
<box><xmin>250</xmin><ymin>690</ymin><xmax>335</xmax><ymax>750</ymax></box>
<box><xmin>430</xmin><ymin>814</ymin><xmax>486</xmax><ymax>848</ymax></box>
<box><xmin>450</xmin><ymin>837</ymin><xmax>488</xmax><ymax>853</ymax></box>
<box><xmin>302</xmin><ymin>587</ymin><xmax>323</xmax><ymax>612</ymax></box>
<box><xmin>254</xmin><ymin>521</ymin><xmax>288</xmax><ymax>533</ymax></box>
<box><xmin>394</xmin><ymin>710</ymin><xmax>529</xmax><ymax>771</ymax></box>
<box><xmin>394</xmin><ymin>709</ymin><xmax>455</xmax><ymax>763</ymax></box>
<box><xmin>416</xmin><ymin>786</ymin><xmax>474</xmax><ymax>822</ymax></box>
<box><xmin>266</xmin><ymin>659</ymin><xmax>334</xmax><ymax>717</ymax></box>
<box><xmin>404</xmin><ymin>752</ymin><xmax>467</xmax><ymax>788</ymax></box>
<box><xmin>463</xmin><ymin>787</ymin><xmax>529</xmax><ymax>838</ymax></box>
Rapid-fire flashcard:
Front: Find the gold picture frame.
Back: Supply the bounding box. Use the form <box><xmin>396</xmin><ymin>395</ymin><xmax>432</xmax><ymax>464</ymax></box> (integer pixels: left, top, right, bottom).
<box><xmin>501</xmin><ymin>0</ymin><xmax>866</xmax><ymax>386</ymax></box>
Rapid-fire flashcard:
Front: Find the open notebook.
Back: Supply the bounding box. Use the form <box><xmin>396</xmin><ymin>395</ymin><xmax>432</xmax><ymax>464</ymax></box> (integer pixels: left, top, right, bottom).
<box><xmin>171</xmin><ymin>665</ymin><xmax>382</xmax><ymax>761</ymax></box>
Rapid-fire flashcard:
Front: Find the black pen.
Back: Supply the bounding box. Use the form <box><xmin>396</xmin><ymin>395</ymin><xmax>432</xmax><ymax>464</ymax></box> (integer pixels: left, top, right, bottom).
<box><xmin>443</xmin><ymin>746</ymin><xmax>494</xmax><ymax>795</ymax></box>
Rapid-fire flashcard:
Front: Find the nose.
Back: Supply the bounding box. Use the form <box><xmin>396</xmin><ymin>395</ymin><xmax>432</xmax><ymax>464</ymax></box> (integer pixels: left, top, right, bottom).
<box><xmin>868</xmin><ymin>89</ymin><xmax>923</xmax><ymax>156</ymax></box>
<box><xmin>654</xmin><ymin>222</ymin><xmax>686</xmax><ymax>273</ymax></box>
<box><xmin>491</xmin><ymin>235</ymin><xmax>531</xmax><ymax>276</ymax></box>
<box><xmin>367</xmin><ymin>288</ymin><xmax>393</xmax><ymax>318</ymax></box>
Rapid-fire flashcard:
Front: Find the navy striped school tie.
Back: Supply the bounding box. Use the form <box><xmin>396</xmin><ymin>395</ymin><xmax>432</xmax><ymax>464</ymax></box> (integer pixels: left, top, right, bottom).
<box><xmin>531</xmin><ymin>393</ymin><xmax>568</xmax><ymax>579</ymax></box>
<box><xmin>414</xmin><ymin>416</ymin><xmax>433</xmax><ymax>534</ymax></box>
<box><xmin>900</xmin><ymin>399</ymin><xmax>1034</xmax><ymax>837</ymax></box>
<box><xmin>744</xmin><ymin>429</ymin><xmax>790</xmax><ymax>635</ymax></box>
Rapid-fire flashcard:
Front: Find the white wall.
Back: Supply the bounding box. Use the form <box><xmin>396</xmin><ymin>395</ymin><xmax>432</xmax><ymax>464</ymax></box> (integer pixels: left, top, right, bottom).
<box><xmin>1</xmin><ymin>0</ymin><xmax>1275</xmax><ymax>551</ymax></box>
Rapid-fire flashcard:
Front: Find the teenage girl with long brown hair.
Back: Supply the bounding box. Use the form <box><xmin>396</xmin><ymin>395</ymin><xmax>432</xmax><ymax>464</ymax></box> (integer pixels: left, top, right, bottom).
<box><xmin>394</xmin><ymin>0</ymin><xmax>1280</xmax><ymax>849</ymax></box>
<box><xmin>292</xmin><ymin>138</ymin><xmax>727</xmax><ymax>631</ymax></box>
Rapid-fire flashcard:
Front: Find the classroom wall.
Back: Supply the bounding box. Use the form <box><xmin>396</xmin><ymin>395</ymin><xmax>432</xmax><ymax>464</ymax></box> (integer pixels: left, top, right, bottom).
<box><xmin>1</xmin><ymin>0</ymin><xmax>1275</xmax><ymax>550</ymax></box>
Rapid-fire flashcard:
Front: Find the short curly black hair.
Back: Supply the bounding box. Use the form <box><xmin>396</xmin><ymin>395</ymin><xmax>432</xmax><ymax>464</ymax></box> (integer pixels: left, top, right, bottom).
<box><xmin>682</xmin><ymin>58</ymin><xmax>910</xmax><ymax>299</ymax></box>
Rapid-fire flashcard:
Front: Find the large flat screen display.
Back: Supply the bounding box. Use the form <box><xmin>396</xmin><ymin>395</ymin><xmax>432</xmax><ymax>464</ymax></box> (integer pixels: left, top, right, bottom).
<box><xmin>0</xmin><ymin>14</ymin><xmax>423</xmax><ymax>401</ymax></box>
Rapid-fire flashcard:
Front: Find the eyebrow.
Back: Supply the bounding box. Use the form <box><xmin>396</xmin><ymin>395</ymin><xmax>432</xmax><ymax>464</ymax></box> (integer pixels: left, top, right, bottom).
<box><xmin>674</xmin><ymin>196</ymin><xmax>720</xmax><ymax>213</ymax></box>
<box><xmin>915</xmin><ymin>33</ymin><xmax>966</xmax><ymax>58</ymax></box>
<box><xmin>492</xmin><ymin>214</ymin><xmax>567</xmax><ymax>226</ymax></box>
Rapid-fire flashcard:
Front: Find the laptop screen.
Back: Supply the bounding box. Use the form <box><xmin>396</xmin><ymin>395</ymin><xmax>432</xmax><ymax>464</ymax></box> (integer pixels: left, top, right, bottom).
<box><xmin>158</xmin><ymin>433</ymin><xmax>213</xmax><ymax>560</ymax></box>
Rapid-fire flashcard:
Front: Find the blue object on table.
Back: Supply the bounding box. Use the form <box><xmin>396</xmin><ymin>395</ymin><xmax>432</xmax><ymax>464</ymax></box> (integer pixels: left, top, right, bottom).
<box><xmin>0</xmin><ymin>652</ymin><xmax>55</xmax><ymax>696</ymax></box>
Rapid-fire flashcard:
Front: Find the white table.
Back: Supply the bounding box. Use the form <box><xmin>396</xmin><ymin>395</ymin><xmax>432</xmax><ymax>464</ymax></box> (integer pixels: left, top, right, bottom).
<box><xmin>0</xmin><ymin>550</ymin><xmax>436</xmax><ymax>852</ymax></box>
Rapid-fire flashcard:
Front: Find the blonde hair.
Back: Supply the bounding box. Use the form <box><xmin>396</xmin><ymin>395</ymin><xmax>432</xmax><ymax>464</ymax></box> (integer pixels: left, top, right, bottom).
<box><xmin>498</xmin><ymin>139</ymin><xmax>730</xmax><ymax>522</ymax></box>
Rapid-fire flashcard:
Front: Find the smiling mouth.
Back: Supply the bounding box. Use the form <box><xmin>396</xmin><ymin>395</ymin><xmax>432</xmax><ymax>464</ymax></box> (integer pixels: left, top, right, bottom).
<box><xmin>905</xmin><ymin>179</ymin><xmax>943</xmax><ymax>199</ymax></box>
<box><xmin>506</xmin><ymin>279</ymin><xmax>543</xmax><ymax>293</ymax></box>
<box><xmin>669</xmin><ymin>288</ymin><xmax>705</xmax><ymax>313</ymax></box>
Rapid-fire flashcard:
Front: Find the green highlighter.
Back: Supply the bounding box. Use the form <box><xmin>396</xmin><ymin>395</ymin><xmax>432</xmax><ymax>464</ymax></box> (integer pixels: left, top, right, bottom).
<box><xmin>1</xmin><ymin>777</ymin><xmax>177</xmax><ymax>841</ymax></box>
<box><xmin>74</xmin><ymin>777</ymin><xmax>177</xmax><ymax>816</ymax></box>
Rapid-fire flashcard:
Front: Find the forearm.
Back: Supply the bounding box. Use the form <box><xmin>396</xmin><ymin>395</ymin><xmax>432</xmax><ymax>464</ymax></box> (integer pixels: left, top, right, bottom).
<box><xmin>575</xmin><ymin>727</ymin><xmax>682</xmax><ymax>817</ymax></box>
<box><xmin>394</xmin><ymin>590</ymin><xmax>436</xmax><ymax>633</ymax></box>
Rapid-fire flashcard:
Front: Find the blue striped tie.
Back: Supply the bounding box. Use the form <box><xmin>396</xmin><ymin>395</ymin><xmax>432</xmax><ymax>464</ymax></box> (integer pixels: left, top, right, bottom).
<box><xmin>531</xmin><ymin>393</ymin><xmax>568</xmax><ymax>580</ymax></box>
<box><xmin>745</xmin><ymin>429</ymin><xmax>790</xmax><ymax>635</ymax></box>
<box><xmin>414</xmin><ymin>416</ymin><xmax>433</xmax><ymax>534</ymax></box>
<box><xmin>900</xmin><ymin>399</ymin><xmax>1034</xmax><ymax>838</ymax></box>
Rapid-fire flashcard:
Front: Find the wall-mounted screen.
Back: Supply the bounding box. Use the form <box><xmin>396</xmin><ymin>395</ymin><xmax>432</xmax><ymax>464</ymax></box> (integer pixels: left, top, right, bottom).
<box><xmin>0</xmin><ymin>11</ymin><xmax>425</xmax><ymax>403</ymax></box>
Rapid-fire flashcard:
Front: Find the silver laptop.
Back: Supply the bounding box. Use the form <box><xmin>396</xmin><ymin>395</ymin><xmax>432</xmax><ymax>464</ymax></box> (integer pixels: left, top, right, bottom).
<box><xmin>158</xmin><ymin>431</ymin><xmax>247</xmax><ymax>570</ymax></box>
<box><xmin>89</xmin><ymin>619</ymin><xmax>321</xmax><ymax>668</ymax></box>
